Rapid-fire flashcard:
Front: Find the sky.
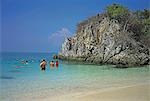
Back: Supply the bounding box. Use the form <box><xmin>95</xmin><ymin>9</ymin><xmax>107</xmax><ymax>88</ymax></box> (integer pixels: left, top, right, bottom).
<box><xmin>1</xmin><ymin>0</ymin><xmax>150</xmax><ymax>53</ymax></box>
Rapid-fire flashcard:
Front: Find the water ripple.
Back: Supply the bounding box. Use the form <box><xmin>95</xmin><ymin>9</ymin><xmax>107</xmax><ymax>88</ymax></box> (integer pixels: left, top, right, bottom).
<box><xmin>0</xmin><ymin>76</ymin><xmax>15</xmax><ymax>80</ymax></box>
<box><xmin>9</xmin><ymin>70</ymin><xmax>22</xmax><ymax>73</ymax></box>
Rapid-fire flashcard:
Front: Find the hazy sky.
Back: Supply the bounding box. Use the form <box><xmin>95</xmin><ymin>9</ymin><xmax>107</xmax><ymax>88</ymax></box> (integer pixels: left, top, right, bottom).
<box><xmin>1</xmin><ymin>0</ymin><xmax>149</xmax><ymax>53</ymax></box>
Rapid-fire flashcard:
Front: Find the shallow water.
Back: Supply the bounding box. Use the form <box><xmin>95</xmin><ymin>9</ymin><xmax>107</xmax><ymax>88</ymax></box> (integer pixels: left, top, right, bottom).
<box><xmin>0</xmin><ymin>52</ymin><xmax>150</xmax><ymax>101</ymax></box>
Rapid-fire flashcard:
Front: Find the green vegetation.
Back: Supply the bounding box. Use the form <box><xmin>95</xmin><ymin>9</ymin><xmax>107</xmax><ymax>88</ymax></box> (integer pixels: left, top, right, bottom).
<box><xmin>142</xmin><ymin>18</ymin><xmax>150</xmax><ymax>35</ymax></box>
<box><xmin>106</xmin><ymin>4</ymin><xmax>130</xmax><ymax>22</ymax></box>
<box><xmin>106</xmin><ymin>4</ymin><xmax>150</xmax><ymax>37</ymax></box>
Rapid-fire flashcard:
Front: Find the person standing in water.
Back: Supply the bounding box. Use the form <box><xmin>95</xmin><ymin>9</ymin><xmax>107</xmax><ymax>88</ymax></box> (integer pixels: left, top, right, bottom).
<box><xmin>55</xmin><ymin>61</ymin><xmax>59</xmax><ymax>67</ymax></box>
<box><xmin>40</xmin><ymin>59</ymin><xmax>47</xmax><ymax>70</ymax></box>
<box><xmin>50</xmin><ymin>61</ymin><xmax>54</xmax><ymax>67</ymax></box>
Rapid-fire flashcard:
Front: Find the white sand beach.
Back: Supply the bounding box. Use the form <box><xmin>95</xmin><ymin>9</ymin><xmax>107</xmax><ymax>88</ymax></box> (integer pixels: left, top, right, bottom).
<box><xmin>14</xmin><ymin>83</ymin><xmax>149</xmax><ymax>101</ymax></box>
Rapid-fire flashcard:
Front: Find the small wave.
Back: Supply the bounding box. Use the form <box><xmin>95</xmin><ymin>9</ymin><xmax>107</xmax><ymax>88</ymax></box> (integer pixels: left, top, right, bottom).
<box><xmin>9</xmin><ymin>70</ymin><xmax>22</xmax><ymax>73</ymax></box>
<box><xmin>0</xmin><ymin>76</ymin><xmax>15</xmax><ymax>80</ymax></box>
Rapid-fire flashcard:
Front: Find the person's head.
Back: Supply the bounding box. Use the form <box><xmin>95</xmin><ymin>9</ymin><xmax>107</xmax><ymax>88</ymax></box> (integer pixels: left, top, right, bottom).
<box><xmin>43</xmin><ymin>59</ymin><xmax>45</xmax><ymax>61</ymax></box>
<box><xmin>52</xmin><ymin>61</ymin><xmax>54</xmax><ymax>62</ymax></box>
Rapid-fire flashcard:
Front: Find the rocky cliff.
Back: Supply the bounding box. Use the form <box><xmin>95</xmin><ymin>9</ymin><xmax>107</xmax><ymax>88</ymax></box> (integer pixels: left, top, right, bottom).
<box><xmin>59</xmin><ymin>14</ymin><xmax>150</xmax><ymax>66</ymax></box>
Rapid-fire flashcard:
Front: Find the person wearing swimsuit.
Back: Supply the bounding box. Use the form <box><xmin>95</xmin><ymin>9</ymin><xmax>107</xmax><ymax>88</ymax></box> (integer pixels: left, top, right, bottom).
<box><xmin>40</xmin><ymin>59</ymin><xmax>47</xmax><ymax>70</ymax></box>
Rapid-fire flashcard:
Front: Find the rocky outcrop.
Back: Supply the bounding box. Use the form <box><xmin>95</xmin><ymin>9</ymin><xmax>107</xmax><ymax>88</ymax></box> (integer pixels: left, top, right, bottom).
<box><xmin>59</xmin><ymin>14</ymin><xmax>150</xmax><ymax>67</ymax></box>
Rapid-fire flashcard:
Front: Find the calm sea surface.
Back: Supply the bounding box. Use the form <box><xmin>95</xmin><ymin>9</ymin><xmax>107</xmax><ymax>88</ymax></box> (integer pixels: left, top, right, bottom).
<box><xmin>0</xmin><ymin>52</ymin><xmax>149</xmax><ymax>101</ymax></box>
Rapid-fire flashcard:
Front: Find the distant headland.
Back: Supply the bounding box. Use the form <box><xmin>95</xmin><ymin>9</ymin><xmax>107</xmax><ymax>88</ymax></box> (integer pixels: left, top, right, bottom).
<box><xmin>56</xmin><ymin>4</ymin><xmax>150</xmax><ymax>67</ymax></box>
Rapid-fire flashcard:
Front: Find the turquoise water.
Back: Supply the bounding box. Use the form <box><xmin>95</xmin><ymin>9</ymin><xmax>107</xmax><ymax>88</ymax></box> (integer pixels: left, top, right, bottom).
<box><xmin>0</xmin><ymin>52</ymin><xmax>150</xmax><ymax>101</ymax></box>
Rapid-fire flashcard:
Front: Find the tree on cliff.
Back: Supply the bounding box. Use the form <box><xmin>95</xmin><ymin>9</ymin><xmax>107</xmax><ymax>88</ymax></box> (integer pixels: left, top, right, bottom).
<box><xmin>106</xmin><ymin>4</ymin><xmax>150</xmax><ymax>41</ymax></box>
<box><xmin>106</xmin><ymin>4</ymin><xmax>130</xmax><ymax>21</ymax></box>
<box><xmin>134</xmin><ymin>9</ymin><xmax>150</xmax><ymax>36</ymax></box>
<box><xmin>106</xmin><ymin>3</ymin><xmax>135</xmax><ymax>33</ymax></box>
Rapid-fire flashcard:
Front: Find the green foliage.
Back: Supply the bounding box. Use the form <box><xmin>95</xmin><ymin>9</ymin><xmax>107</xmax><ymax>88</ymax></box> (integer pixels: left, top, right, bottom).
<box><xmin>106</xmin><ymin>4</ymin><xmax>150</xmax><ymax>37</ymax></box>
<box><xmin>134</xmin><ymin>9</ymin><xmax>150</xmax><ymax>20</ymax></box>
<box><xmin>141</xmin><ymin>9</ymin><xmax>150</xmax><ymax>19</ymax></box>
<box><xmin>106</xmin><ymin>4</ymin><xmax>130</xmax><ymax>22</ymax></box>
<box><xmin>134</xmin><ymin>9</ymin><xmax>150</xmax><ymax>36</ymax></box>
<box><xmin>142</xmin><ymin>18</ymin><xmax>150</xmax><ymax>35</ymax></box>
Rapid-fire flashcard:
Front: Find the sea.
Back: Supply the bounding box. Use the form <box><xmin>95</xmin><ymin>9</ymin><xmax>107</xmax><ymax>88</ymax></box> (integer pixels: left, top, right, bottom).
<box><xmin>0</xmin><ymin>52</ymin><xmax>150</xmax><ymax>101</ymax></box>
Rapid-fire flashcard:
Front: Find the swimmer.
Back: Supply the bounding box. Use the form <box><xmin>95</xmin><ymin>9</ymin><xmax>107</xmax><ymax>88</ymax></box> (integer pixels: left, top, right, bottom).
<box><xmin>40</xmin><ymin>59</ymin><xmax>47</xmax><ymax>70</ymax></box>
<box><xmin>55</xmin><ymin>61</ymin><xmax>59</xmax><ymax>67</ymax></box>
<box><xmin>50</xmin><ymin>61</ymin><xmax>54</xmax><ymax>67</ymax></box>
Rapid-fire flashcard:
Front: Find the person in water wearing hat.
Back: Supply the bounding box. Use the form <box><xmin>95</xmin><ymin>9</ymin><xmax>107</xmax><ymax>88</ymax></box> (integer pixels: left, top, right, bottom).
<box><xmin>40</xmin><ymin>59</ymin><xmax>47</xmax><ymax>70</ymax></box>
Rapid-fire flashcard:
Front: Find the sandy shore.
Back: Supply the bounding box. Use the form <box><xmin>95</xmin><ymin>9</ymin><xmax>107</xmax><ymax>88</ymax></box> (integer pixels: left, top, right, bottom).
<box><xmin>33</xmin><ymin>83</ymin><xmax>150</xmax><ymax>101</ymax></box>
<box><xmin>5</xmin><ymin>83</ymin><xmax>149</xmax><ymax>101</ymax></box>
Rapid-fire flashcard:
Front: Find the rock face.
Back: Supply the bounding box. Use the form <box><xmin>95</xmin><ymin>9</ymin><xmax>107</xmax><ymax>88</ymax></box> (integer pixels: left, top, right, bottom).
<box><xmin>59</xmin><ymin>14</ymin><xmax>150</xmax><ymax>66</ymax></box>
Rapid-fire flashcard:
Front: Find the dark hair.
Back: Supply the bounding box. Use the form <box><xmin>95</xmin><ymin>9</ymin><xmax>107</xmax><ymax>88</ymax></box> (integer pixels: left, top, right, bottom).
<box><xmin>52</xmin><ymin>61</ymin><xmax>54</xmax><ymax>62</ymax></box>
<box><xmin>43</xmin><ymin>59</ymin><xmax>45</xmax><ymax>61</ymax></box>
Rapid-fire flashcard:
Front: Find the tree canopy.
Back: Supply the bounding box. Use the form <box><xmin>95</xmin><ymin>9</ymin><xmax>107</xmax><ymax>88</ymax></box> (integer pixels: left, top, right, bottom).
<box><xmin>106</xmin><ymin>4</ymin><xmax>130</xmax><ymax>21</ymax></box>
<box><xmin>106</xmin><ymin>4</ymin><xmax>150</xmax><ymax>37</ymax></box>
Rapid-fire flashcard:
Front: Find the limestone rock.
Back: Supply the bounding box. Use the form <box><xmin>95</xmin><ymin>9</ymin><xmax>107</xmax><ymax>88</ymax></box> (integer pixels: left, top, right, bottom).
<box><xmin>59</xmin><ymin>15</ymin><xmax>150</xmax><ymax>67</ymax></box>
